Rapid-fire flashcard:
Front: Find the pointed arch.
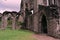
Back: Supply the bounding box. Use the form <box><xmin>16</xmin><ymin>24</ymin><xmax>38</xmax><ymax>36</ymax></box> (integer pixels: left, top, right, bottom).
<box><xmin>38</xmin><ymin>10</ymin><xmax>48</xmax><ymax>34</ymax></box>
<box><xmin>41</xmin><ymin>14</ymin><xmax>48</xmax><ymax>33</ymax></box>
<box><xmin>7</xmin><ymin>17</ymin><xmax>12</xmax><ymax>29</ymax></box>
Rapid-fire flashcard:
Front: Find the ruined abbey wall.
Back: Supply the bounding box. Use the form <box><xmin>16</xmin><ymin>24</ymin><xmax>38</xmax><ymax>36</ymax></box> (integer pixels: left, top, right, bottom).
<box><xmin>0</xmin><ymin>11</ymin><xmax>23</xmax><ymax>30</ymax></box>
<box><xmin>20</xmin><ymin>0</ymin><xmax>60</xmax><ymax>38</ymax></box>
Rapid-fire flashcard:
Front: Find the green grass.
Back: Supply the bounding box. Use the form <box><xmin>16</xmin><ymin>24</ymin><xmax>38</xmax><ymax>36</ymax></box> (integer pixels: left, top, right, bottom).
<box><xmin>0</xmin><ymin>29</ymin><xmax>36</xmax><ymax>40</ymax></box>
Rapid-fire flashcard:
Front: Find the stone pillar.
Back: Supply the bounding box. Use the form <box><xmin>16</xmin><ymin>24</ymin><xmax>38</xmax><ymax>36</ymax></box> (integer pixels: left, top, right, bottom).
<box><xmin>38</xmin><ymin>16</ymin><xmax>42</xmax><ymax>33</ymax></box>
<box><xmin>1</xmin><ymin>17</ymin><xmax>3</xmax><ymax>29</ymax></box>
<box><xmin>55</xmin><ymin>0</ymin><xmax>60</xmax><ymax>38</ymax></box>
<box><xmin>1</xmin><ymin>16</ymin><xmax>7</xmax><ymax>30</ymax></box>
<box><xmin>28</xmin><ymin>1</ymin><xmax>30</xmax><ymax>10</ymax></box>
<box><xmin>27</xmin><ymin>17</ymin><xmax>30</xmax><ymax>29</ymax></box>
<box><xmin>12</xmin><ymin>17</ymin><xmax>16</xmax><ymax>30</ymax></box>
<box><xmin>4</xmin><ymin>17</ymin><xmax>8</xmax><ymax>29</ymax></box>
<box><xmin>23</xmin><ymin>1</ymin><xmax>26</xmax><ymax>19</ymax></box>
<box><xmin>33</xmin><ymin>13</ymin><xmax>39</xmax><ymax>32</ymax></box>
<box><xmin>33</xmin><ymin>0</ymin><xmax>38</xmax><ymax>14</ymax></box>
<box><xmin>47</xmin><ymin>18</ymin><xmax>58</xmax><ymax>37</ymax></box>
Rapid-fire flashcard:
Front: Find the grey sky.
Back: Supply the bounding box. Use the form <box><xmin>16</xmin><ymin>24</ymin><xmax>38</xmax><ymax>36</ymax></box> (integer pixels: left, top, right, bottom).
<box><xmin>0</xmin><ymin>0</ymin><xmax>21</xmax><ymax>13</ymax></box>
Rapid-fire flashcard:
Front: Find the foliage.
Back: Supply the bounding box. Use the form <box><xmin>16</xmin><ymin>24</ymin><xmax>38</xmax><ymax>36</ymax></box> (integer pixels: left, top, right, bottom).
<box><xmin>7</xmin><ymin>18</ymin><xmax>12</xmax><ymax>29</ymax></box>
<box><xmin>8</xmin><ymin>20</ymin><xmax>12</xmax><ymax>25</ymax></box>
<box><xmin>16</xmin><ymin>21</ymin><xmax>24</xmax><ymax>26</ymax></box>
<box><xmin>7</xmin><ymin>18</ymin><xmax>12</xmax><ymax>25</ymax></box>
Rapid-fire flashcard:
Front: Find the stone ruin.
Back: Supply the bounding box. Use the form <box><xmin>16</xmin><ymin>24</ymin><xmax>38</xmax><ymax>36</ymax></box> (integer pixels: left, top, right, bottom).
<box><xmin>0</xmin><ymin>11</ymin><xmax>24</xmax><ymax>30</ymax></box>
<box><xmin>20</xmin><ymin>0</ymin><xmax>60</xmax><ymax>38</ymax></box>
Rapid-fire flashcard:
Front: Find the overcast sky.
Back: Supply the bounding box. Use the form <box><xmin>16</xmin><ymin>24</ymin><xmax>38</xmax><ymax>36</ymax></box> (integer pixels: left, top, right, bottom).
<box><xmin>0</xmin><ymin>0</ymin><xmax>21</xmax><ymax>13</ymax></box>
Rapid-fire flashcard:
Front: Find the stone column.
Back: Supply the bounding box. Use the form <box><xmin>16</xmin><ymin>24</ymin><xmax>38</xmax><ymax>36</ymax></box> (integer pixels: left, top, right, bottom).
<box><xmin>1</xmin><ymin>16</ymin><xmax>7</xmax><ymax>30</ymax></box>
<box><xmin>23</xmin><ymin>1</ymin><xmax>26</xmax><ymax>19</ymax></box>
<box><xmin>33</xmin><ymin>0</ymin><xmax>38</xmax><ymax>14</ymax></box>
<box><xmin>56</xmin><ymin>0</ymin><xmax>60</xmax><ymax>32</ymax></box>
<box><xmin>4</xmin><ymin>17</ymin><xmax>7</xmax><ymax>29</ymax></box>
<box><xmin>28</xmin><ymin>1</ymin><xmax>30</xmax><ymax>10</ymax></box>
<box><xmin>1</xmin><ymin>16</ymin><xmax>4</xmax><ymax>29</ymax></box>
<box><xmin>27</xmin><ymin>17</ymin><xmax>30</xmax><ymax>29</ymax></box>
<box><xmin>33</xmin><ymin>13</ymin><xmax>39</xmax><ymax>32</ymax></box>
<box><xmin>12</xmin><ymin>17</ymin><xmax>16</xmax><ymax>30</ymax></box>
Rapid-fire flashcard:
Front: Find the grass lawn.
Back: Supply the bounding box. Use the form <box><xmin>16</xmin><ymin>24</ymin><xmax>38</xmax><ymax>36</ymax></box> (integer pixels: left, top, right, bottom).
<box><xmin>0</xmin><ymin>29</ymin><xmax>36</xmax><ymax>40</ymax></box>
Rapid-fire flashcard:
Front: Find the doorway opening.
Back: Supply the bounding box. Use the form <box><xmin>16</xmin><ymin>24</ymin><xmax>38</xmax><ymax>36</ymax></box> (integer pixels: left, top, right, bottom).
<box><xmin>41</xmin><ymin>15</ymin><xmax>47</xmax><ymax>33</ymax></box>
<box><xmin>7</xmin><ymin>17</ymin><xmax>12</xmax><ymax>30</ymax></box>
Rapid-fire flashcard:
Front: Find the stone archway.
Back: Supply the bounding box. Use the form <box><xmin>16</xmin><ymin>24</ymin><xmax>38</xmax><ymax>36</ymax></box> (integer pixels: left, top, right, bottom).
<box><xmin>41</xmin><ymin>15</ymin><xmax>47</xmax><ymax>33</ymax></box>
<box><xmin>7</xmin><ymin>17</ymin><xmax>12</xmax><ymax>29</ymax></box>
<box><xmin>38</xmin><ymin>10</ymin><xmax>48</xmax><ymax>34</ymax></box>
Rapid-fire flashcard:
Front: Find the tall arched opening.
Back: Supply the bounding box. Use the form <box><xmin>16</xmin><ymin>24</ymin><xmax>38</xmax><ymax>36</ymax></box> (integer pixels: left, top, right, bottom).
<box><xmin>7</xmin><ymin>17</ymin><xmax>12</xmax><ymax>29</ymax></box>
<box><xmin>41</xmin><ymin>15</ymin><xmax>47</xmax><ymax>34</ymax></box>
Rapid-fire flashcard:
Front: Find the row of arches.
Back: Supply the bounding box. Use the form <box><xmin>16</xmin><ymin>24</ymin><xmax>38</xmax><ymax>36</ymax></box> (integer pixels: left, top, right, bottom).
<box><xmin>0</xmin><ymin>11</ymin><xmax>22</xmax><ymax>30</ymax></box>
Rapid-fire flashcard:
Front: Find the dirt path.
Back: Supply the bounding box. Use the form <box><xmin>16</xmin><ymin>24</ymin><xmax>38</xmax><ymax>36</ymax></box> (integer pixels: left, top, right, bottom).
<box><xmin>33</xmin><ymin>34</ymin><xmax>60</xmax><ymax>40</ymax></box>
